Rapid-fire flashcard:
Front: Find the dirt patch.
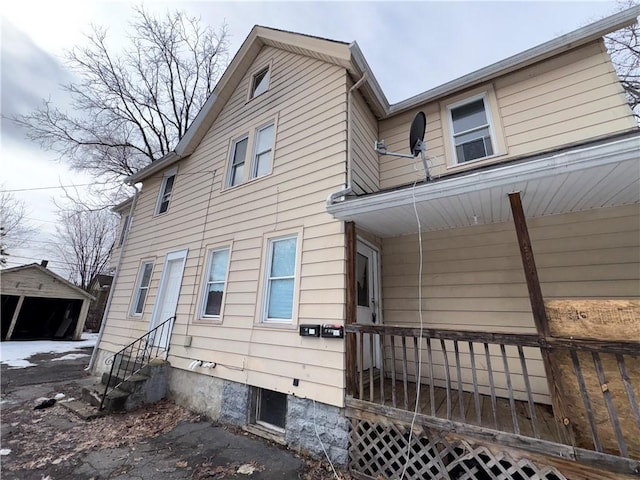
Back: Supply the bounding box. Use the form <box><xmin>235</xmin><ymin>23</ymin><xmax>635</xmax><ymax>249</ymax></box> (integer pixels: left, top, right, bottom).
<box><xmin>2</xmin><ymin>399</ymin><xmax>199</xmax><ymax>472</ymax></box>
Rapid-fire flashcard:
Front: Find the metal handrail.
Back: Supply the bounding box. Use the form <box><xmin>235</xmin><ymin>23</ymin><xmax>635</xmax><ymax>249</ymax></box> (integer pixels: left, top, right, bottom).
<box><xmin>100</xmin><ymin>316</ymin><xmax>175</xmax><ymax>410</ymax></box>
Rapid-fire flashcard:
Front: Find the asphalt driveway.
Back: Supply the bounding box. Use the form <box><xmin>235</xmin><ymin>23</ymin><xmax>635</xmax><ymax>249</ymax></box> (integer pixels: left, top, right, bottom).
<box><xmin>0</xmin><ymin>346</ymin><xmax>348</xmax><ymax>479</ymax></box>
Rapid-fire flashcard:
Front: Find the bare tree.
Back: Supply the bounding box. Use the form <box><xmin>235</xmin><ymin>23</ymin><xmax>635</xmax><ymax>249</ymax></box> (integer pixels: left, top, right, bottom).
<box><xmin>12</xmin><ymin>6</ymin><xmax>229</xmax><ymax>182</ymax></box>
<box><xmin>0</xmin><ymin>188</ymin><xmax>35</xmax><ymax>266</ymax></box>
<box><xmin>606</xmin><ymin>1</ymin><xmax>640</xmax><ymax>120</ymax></box>
<box><xmin>50</xmin><ymin>206</ymin><xmax>118</xmax><ymax>290</ymax></box>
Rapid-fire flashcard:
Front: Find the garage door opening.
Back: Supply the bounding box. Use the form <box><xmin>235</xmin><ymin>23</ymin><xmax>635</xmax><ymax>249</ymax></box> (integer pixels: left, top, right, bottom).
<box><xmin>1</xmin><ymin>295</ymin><xmax>83</xmax><ymax>340</ymax></box>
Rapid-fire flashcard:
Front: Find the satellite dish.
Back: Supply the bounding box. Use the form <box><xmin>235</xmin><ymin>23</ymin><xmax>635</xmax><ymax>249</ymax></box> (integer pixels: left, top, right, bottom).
<box><xmin>409</xmin><ymin>112</ymin><xmax>426</xmax><ymax>157</ymax></box>
<box><xmin>373</xmin><ymin>110</ymin><xmax>430</xmax><ymax>180</ymax></box>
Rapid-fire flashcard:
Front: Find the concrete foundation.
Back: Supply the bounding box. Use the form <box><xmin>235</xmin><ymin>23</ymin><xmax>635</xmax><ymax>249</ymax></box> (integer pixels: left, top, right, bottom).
<box><xmin>166</xmin><ymin>368</ymin><xmax>225</xmax><ymax>421</ymax></box>
<box><xmin>220</xmin><ymin>381</ymin><xmax>250</xmax><ymax>425</ymax></box>
<box><xmin>165</xmin><ymin>367</ymin><xmax>349</xmax><ymax>466</ymax></box>
<box><xmin>286</xmin><ymin>396</ymin><xmax>349</xmax><ymax>466</ymax></box>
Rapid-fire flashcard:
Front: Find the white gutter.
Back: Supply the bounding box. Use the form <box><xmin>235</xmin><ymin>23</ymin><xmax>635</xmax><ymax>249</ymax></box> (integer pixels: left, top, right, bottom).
<box><xmin>127</xmin><ymin>151</ymin><xmax>180</xmax><ymax>185</ymax></box>
<box><xmin>87</xmin><ymin>184</ymin><xmax>141</xmax><ymax>371</ymax></box>
<box><xmin>327</xmin><ymin>134</ymin><xmax>640</xmax><ymax>218</ymax></box>
<box><xmin>326</xmin><ymin>72</ymin><xmax>368</xmax><ymax>206</ymax></box>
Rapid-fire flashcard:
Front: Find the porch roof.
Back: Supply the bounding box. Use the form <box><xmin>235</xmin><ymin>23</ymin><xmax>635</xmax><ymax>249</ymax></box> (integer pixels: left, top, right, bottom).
<box><xmin>326</xmin><ymin>133</ymin><xmax>640</xmax><ymax>237</ymax></box>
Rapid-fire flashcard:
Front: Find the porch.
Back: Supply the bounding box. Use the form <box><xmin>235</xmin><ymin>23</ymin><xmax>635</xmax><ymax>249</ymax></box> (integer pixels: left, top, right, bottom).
<box><xmin>345</xmin><ymin>323</ymin><xmax>640</xmax><ymax>479</ymax></box>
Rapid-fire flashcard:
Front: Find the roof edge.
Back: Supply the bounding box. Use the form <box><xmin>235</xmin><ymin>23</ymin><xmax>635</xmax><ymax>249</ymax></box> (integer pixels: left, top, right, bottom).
<box><xmin>1</xmin><ymin>263</ymin><xmax>96</xmax><ymax>300</ymax></box>
<box><xmin>387</xmin><ymin>5</ymin><xmax>640</xmax><ymax>116</ymax></box>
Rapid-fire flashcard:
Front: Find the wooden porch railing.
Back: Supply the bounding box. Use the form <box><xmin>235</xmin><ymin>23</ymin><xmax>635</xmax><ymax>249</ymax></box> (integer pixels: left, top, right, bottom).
<box><xmin>346</xmin><ymin>323</ymin><xmax>640</xmax><ymax>464</ymax></box>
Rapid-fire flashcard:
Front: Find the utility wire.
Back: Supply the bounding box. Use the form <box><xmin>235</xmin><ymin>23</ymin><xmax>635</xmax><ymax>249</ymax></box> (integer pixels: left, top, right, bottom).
<box><xmin>1</xmin><ymin>183</ymin><xmax>96</xmax><ymax>193</ymax></box>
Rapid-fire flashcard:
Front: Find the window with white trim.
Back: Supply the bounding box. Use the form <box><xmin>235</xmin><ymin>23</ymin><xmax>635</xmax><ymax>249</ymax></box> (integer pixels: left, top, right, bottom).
<box><xmin>201</xmin><ymin>247</ymin><xmax>230</xmax><ymax>318</ymax></box>
<box><xmin>251</xmin><ymin>67</ymin><xmax>270</xmax><ymax>98</ymax></box>
<box><xmin>263</xmin><ymin>235</ymin><xmax>297</xmax><ymax>322</ymax></box>
<box><xmin>228</xmin><ymin>136</ymin><xmax>248</xmax><ymax>187</ymax></box>
<box><xmin>131</xmin><ymin>261</ymin><xmax>153</xmax><ymax>315</ymax></box>
<box><xmin>449</xmin><ymin>95</ymin><xmax>494</xmax><ymax>163</ymax></box>
<box><xmin>156</xmin><ymin>169</ymin><xmax>177</xmax><ymax>214</ymax></box>
<box><xmin>118</xmin><ymin>214</ymin><xmax>130</xmax><ymax>247</ymax></box>
<box><xmin>251</xmin><ymin>123</ymin><xmax>275</xmax><ymax>179</ymax></box>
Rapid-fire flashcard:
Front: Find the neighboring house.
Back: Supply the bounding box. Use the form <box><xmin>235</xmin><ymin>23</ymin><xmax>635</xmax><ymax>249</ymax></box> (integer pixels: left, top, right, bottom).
<box><xmin>85</xmin><ymin>274</ymin><xmax>113</xmax><ymax>332</ymax></box>
<box><xmin>95</xmin><ymin>8</ymin><xmax>640</xmax><ymax>479</ymax></box>
<box><xmin>1</xmin><ymin>262</ymin><xmax>95</xmax><ymax>341</ymax></box>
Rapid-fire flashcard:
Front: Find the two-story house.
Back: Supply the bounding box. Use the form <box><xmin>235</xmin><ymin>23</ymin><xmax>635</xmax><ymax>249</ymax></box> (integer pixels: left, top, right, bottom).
<box><xmin>94</xmin><ymin>7</ymin><xmax>639</xmax><ymax>479</ymax></box>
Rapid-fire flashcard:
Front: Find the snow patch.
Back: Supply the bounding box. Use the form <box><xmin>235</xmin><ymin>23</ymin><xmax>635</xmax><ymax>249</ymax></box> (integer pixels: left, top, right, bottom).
<box><xmin>0</xmin><ymin>334</ymin><xmax>97</xmax><ymax>369</ymax></box>
<box><xmin>0</xmin><ymin>449</ymin><xmax>11</xmax><ymax>455</ymax></box>
<box><xmin>51</xmin><ymin>353</ymin><xmax>90</xmax><ymax>362</ymax></box>
<box><xmin>54</xmin><ymin>393</ymin><xmax>66</xmax><ymax>400</ymax></box>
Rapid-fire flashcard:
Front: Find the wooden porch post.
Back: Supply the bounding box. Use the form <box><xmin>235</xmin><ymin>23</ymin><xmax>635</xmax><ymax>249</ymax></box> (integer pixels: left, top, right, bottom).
<box><xmin>346</xmin><ymin>221</ymin><xmax>357</xmax><ymax>397</ymax></box>
<box><xmin>6</xmin><ymin>295</ymin><xmax>25</xmax><ymax>340</ymax></box>
<box><xmin>508</xmin><ymin>191</ymin><xmax>573</xmax><ymax>443</ymax></box>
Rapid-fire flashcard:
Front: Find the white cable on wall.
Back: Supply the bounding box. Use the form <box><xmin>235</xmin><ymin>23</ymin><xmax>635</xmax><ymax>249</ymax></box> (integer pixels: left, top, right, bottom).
<box><xmin>399</xmin><ymin>179</ymin><xmax>427</xmax><ymax>480</ymax></box>
<box><xmin>313</xmin><ymin>399</ymin><xmax>341</xmax><ymax>480</ymax></box>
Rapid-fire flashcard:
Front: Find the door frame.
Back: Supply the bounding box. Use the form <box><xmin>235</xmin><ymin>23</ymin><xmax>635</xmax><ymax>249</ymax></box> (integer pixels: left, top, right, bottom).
<box><xmin>356</xmin><ymin>236</ymin><xmax>382</xmax><ymax>371</ymax></box>
<box><xmin>149</xmin><ymin>248</ymin><xmax>188</xmax><ymax>347</ymax></box>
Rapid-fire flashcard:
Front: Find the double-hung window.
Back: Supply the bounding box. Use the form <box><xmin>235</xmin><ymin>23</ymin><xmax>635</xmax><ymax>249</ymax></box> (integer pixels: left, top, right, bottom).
<box><xmin>156</xmin><ymin>169</ymin><xmax>177</xmax><ymax>214</ymax></box>
<box><xmin>228</xmin><ymin>137</ymin><xmax>248</xmax><ymax>187</ymax></box>
<box><xmin>251</xmin><ymin>123</ymin><xmax>275</xmax><ymax>179</ymax></box>
<box><xmin>118</xmin><ymin>214</ymin><xmax>131</xmax><ymax>247</ymax></box>
<box><xmin>263</xmin><ymin>235</ymin><xmax>297</xmax><ymax>322</ymax></box>
<box><xmin>131</xmin><ymin>261</ymin><xmax>153</xmax><ymax>315</ymax></box>
<box><xmin>251</xmin><ymin>67</ymin><xmax>270</xmax><ymax>98</ymax></box>
<box><xmin>201</xmin><ymin>248</ymin><xmax>230</xmax><ymax>318</ymax></box>
<box><xmin>449</xmin><ymin>95</ymin><xmax>494</xmax><ymax>163</ymax></box>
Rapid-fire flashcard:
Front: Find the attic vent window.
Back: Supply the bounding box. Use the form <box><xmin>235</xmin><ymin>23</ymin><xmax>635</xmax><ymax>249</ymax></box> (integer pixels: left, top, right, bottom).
<box><xmin>251</xmin><ymin>67</ymin><xmax>270</xmax><ymax>98</ymax></box>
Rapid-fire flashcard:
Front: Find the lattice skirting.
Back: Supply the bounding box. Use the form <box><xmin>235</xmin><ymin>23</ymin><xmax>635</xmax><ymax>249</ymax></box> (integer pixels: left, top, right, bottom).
<box><xmin>348</xmin><ymin>418</ymin><xmax>567</xmax><ymax>480</ymax></box>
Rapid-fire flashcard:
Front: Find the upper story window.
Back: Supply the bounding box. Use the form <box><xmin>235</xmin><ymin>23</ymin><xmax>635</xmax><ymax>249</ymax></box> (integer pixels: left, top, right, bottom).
<box><xmin>251</xmin><ymin>123</ymin><xmax>275</xmax><ymax>179</ymax></box>
<box><xmin>228</xmin><ymin>136</ymin><xmax>248</xmax><ymax>187</ymax></box>
<box><xmin>118</xmin><ymin>214</ymin><xmax>131</xmax><ymax>247</ymax></box>
<box><xmin>201</xmin><ymin>247</ymin><xmax>230</xmax><ymax>318</ymax></box>
<box><xmin>131</xmin><ymin>261</ymin><xmax>153</xmax><ymax>315</ymax></box>
<box><xmin>449</xmin><ymin>95</ymin><xmax>494</xmax><ymax>163</ymax></box>
<box><xmin>263</xmin><ymin>235</ymin><xmax>297</xmax><ymax>323</ymax></box>
<box><xmin>156</xmin><ymin>168</ymin><xmax>177</xmax><ymax>214</ymax></box>
<box><xmin>251</xmin><ymin>67</ymin><xmax>270</xmax><ymax>98</ymax></box>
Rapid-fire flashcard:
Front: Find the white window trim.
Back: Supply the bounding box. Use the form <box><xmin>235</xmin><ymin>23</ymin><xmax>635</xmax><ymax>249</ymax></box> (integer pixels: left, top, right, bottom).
<box><xmin>199</xmin><ymin>245</ymin><xmax>232</xmax><ymax>320</ymax></box>
<box><xmin>130</xmin><ymin>260</ymin><xmax>154</xmax><ymax>316</ymax></box>
<box><xmin>155</xmin><ymin>167</ymin><xmax>178</xmax><ymax>215</ymax></box>
<box><xmin>118</xmin><ymin>214</ymin><xmax>131</xmax><ymax>247</ymax></box>
<box><xmin>247</xmin><ymin>61</ymin><xmax>273</xmax><ymax>101</ymax></box>
<box><xmin>447</xmin><ymin>92</ymin><xmax>498</xmax><ymax>165</ymax></box>
<box><xmin>257</xmin><ymin>229</ymin><xmax>302</xmax><ymax>326</ymax></box>
<box><xmin>226</xmin><ymin>135</ymin><xmax>249</xmax><ymax>188</ymax></box>
<box><xmin>250</xmin><ymin>121</ymin><xmax>276</xmax><ymax>179</ymax></box>
<box><xmin>223</xmin><ymin>114</ymin><xmax>279</xmax><ymax>190</ymax></box>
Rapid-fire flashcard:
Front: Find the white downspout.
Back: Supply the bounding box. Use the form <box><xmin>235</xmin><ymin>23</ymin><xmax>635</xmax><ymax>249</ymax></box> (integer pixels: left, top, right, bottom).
<box><xmin>87</xmin><ymin>184</ymin><xmax>141</xmax><ymax>371</ymax></box>
<box><xmin>326</xmin><ymin>72</ymin><xmax>368</xmax><ymax>206</ymax></box>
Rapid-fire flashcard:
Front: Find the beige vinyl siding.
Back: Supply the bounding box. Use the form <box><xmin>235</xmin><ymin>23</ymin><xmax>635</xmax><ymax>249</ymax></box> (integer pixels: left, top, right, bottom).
<box><xmin>1</xmin><ymin>268</ymin><xmax>88</xmax><ymax>300</ymax></box>
<box><xmin>378</xmin><ymin>40</ymin><xmax>636</xmax><ymax>190</ymax></box>
<box><xmin>380</xmin><ymin>204</ymin><xmax>640</xmax><ymax>404</ymax></box>
<box><xmin>350</xmin><ymin>86</ymin><xmax>379</xmax><ymax>194</ymax></box>
<box><xmin>100</xmin><ymin>46</ymin><xmax>349</xmax><ymax>407</ymax></box>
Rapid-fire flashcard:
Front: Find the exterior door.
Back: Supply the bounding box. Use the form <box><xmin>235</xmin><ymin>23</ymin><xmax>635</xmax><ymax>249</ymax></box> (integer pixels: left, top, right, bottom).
<box><xmin>149</xmin><ymin>249</ymin><xmax>187</xmax><ymax>349</ymax></box>
<box><xmin>356</xmin><ymin>239</ymin><xmax>381</xmax><ymax>372</ymax></box>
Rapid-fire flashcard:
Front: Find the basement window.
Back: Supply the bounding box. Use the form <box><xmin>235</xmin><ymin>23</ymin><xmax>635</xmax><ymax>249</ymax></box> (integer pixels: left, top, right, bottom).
<box><xmin>255</xmin><ymin>388</ymin><xmax>286</xmax><ymax>431</ymax></box>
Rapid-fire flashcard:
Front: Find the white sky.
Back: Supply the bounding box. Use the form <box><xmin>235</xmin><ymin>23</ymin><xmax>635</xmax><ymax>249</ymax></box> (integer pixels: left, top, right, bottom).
<box><xmin>0</xmin><ymin>0</ymin><xmax>619</xmax><ymax>277</ymax></box>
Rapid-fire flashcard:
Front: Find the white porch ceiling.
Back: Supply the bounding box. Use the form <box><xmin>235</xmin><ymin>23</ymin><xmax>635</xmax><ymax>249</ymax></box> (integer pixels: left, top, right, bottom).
<box><xmin>327</xmin><ymin>134</ymin><xmax>640</xmax><ymax>238</ymax></box>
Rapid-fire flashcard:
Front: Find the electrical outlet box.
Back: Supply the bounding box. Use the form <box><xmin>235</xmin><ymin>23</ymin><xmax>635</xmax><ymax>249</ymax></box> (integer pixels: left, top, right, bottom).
<box><xmin>321</xmin><ymin>324</ymin><xmax>344</xmax><ymax>338</ymax></box>
<box><xmin>299</xmin><ymin>324</ymin><xmax>321</xmax><ymax>337</ymax></box>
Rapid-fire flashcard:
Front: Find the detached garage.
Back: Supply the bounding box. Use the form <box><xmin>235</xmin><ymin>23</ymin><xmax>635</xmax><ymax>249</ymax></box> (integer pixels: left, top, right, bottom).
<box><xmin>1</xmin><ymin>262</ymin><xmax>95</xmax><ymax>341</ymax></box>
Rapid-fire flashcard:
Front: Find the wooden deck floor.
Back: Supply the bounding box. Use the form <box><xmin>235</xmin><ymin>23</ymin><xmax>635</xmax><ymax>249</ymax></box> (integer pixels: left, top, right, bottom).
<box><xmin>356</xmin><ymin>374</ymin><xmax>562</xmax><ymax>443</ymax></box>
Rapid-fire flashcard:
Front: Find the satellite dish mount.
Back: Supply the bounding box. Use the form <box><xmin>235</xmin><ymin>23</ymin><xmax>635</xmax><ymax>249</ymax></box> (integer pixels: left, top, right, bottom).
<box><xmin>374</xmin><ymin>111</ymin><xmax>430</xmax><ymax>181</ymax></box>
